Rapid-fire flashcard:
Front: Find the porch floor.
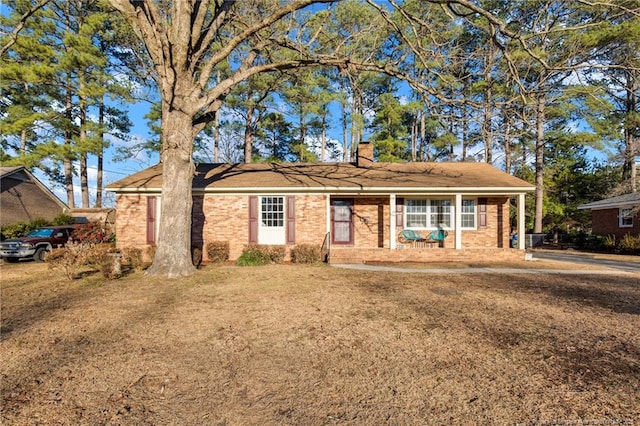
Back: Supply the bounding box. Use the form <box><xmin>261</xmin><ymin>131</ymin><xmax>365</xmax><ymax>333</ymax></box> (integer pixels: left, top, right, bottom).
<box><xmin>328</xmin><ymin>247</ymin><xmax>524</xmax><ymax>264</ymax></box>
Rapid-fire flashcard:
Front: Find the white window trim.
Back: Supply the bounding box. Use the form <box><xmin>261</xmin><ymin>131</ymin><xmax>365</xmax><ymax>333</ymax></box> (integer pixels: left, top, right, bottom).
<box><xmin>619</xmin><ymin>207</ymin><xmax>633</xmax><ymax>228</ymax></box>
<box><xmin>404</xmin><ymin>198</ymin><xmax>454</xmax><ymax>230</ymax></box>
<box><xmin>460</xmin><ymin>198</ymin><xmax>477</xmax><ymax>230</ymax></box>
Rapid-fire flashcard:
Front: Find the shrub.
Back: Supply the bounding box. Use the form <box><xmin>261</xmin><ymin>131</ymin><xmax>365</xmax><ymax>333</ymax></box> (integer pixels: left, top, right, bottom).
<box><xmin>72</xmin><ymin>221</ymin><xmax>113</xmax><ymax>244</ymax></box>
<box><xmin>46</xmin><ymin>241</ymin><xmax>93</xmax><ymax>280</ymax></box>
<box><xmin>1</xmin><ymin>222</ymin><xmax>31</xmax><ymax>240</ymax></box>
<box><xmin>100</xmin><ymin>251</ymin><xmax>123</xmax><ymax>279</ymax></box>
<box><xmin>50</xmin><ymin>213</ymin><xmax>76</xmax><ymax>226</ymax></box>
<box><xmin>1</xmin><ymin>216</ymin><xmax>76</xmax><ymax>240</ymax></box>
<box><xmin>290</xmin><ymin>244</ymin><xmax>322</xmax><ymax>264</ymax></box>
<box><xmin>237</xmin><ymin>245</ymin><xmax>272</xmax><ymax>266</ymax></box>
<box><xmin>619</xmin><ymin>234</ymin><xmax>640</xmax><ymax>254</ymax></box>
<box><xmin>145</xmin><ymin>246</ymin><xmax>156</xmax><ymax>268</ymax></box>
<box><xmin>122</xmin><ymin>247</ymin><xmax>144</xmax><ymax>270</ymax></box>
<box><xmin>265</xmin><ymin>245</ymin><xmax>285</xmax><ymax>264</ymax></box>
<box><xmin>236</xmin><ymin>245</ymin><xmax>286</xmax><ymax>266</ymax></box>
<box><xmin>206</xmin><ymin>241</ymin><xmax>230</xmax><ymax>263</ymax></box>
<box><xmin>85</xmin><ymin>243</ymin><xmax>123</xmax><ymax>279</ymax></box>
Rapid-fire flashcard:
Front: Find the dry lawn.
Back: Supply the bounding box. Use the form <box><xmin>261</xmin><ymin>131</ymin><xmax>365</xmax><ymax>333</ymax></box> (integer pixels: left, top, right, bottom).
<box><xmin>1</xmin><ymin>261</ymin><xmax>639</xmax><ymax>425</ymax></box>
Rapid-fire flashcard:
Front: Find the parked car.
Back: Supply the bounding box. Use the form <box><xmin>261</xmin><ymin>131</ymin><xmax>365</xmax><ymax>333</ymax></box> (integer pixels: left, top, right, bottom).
<box><xmin>0</xmin><ymin>225</ymin><xmax>78</xmax><ymax>262</ymax></box>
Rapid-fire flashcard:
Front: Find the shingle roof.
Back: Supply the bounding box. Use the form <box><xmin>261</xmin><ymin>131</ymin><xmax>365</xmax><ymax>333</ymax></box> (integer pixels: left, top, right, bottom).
<box><xmin>579</xmin><ymin>192</ymin><xmax>640</xmax><ymax>210</ymax></box>
<box><xmin>107</xmin><ymin>162</ymin><xmax>534</xmax><ymax>194</ymax></box>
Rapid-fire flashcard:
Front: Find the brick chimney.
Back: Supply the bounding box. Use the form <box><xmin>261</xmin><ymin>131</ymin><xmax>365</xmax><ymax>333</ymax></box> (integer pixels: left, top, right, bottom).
<box><xmin>356</xmin><ymin>141</ymin><xmax>374</xmax><ymax>167</ymax></box>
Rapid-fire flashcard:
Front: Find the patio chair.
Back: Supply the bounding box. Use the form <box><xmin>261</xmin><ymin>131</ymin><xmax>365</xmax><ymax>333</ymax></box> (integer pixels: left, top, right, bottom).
<box><xmin>427</xmin><ymin>229</ymin><xmax>448</xmax><ymax>242</ymax></box>
<box><xmin>399</xmin><ymin>229</ymin><xmax>425</xmax><ymax>243</ymax></box>
<box><xmin>426</xmin><ymin>229</ymin><xmax>448</xmax><ymax>247</ymax></box>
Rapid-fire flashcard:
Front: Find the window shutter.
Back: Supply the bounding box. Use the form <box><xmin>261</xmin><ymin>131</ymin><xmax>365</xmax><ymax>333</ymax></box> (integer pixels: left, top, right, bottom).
<box><xmin>286</xmin><ymin>196</ymin><xmax>296</xmax><ymax>245</ymax></box>
<box><xmin>146</xmin><ymin>196</ymin><xmax>156</xmax><ymax>245</ymax></box>
<box><xmin>249</xmin><ymin>196</ymin><xmax>258</xmax><ymax>244</ymax></box>
<box><xmin>478</xmin><ymin>198</ymin><xmax>487</xmax><ymax>228</ymax></box>
<box><xmin>396</xmin><ymin>198</ymin><xmax>404</xmax><ymax>230</ymax></box>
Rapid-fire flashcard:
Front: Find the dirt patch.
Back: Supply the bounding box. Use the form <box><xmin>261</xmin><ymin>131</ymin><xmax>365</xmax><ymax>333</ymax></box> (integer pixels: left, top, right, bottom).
<box><xmin>1</xmin><ymin>263</ymin><xmax>639</xmax><ymax>424</ymax></box>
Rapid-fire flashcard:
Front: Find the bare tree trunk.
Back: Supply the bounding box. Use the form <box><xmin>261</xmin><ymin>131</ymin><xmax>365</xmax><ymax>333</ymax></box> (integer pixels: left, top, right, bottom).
<box><xmin>145</xmin><ymin>107</ymin><xmax>197</xmax><ymax>278</ymax></box>
<box><xmin>534</xmin><ymin>93</ymin><xmax>545</xmax><ymax>233</ymax></box>
<box><xmin>95</xmin><ymin>98</ymin><xmax>104</xmax><ymax>207</ymax></box>
<box><xmin>623</xmin><ymin>69</ymin><xmax>638</xmax><ymax>192</ymax></box>
<box><xmin>503</xmin><ymin>112</ymin><xmax>512</xmax><ymax>174</ymax></box>
<box><xmin>420</xmin><ymin>110</ymin><xmax>427</xmax><ymax>161</ymax></box>
<box><xmin>214</xmin><ymin>70</ymin><xmax>220</xmax><ymax>163</ymax></box>
<box><xmin>462</xmin><ymin>103</ymin><xmax>468</xmax><ymax>161</ymax></box>
<box><xmin>321</xmin><ymin>114</ymin><xmax>327</xmax><ymax>162</ymax></box>
<box><xmin>244</xmin><ymin>107</ymin><xmax>254</xmax><ymax>163</ymax></box>
<box><xmin>64</xmin><ymin>81</ymin><xmax>75</xmax><ymax>209</ymax></box>
<box><xmin>341</xmin><ymin>100</ymin><xmax>349</xmax><ymax>162</ymax></box>
<box><xmin>79</xmin><ymin>91</ymin><xmax>90</xmax><ymax>208</ymax></box>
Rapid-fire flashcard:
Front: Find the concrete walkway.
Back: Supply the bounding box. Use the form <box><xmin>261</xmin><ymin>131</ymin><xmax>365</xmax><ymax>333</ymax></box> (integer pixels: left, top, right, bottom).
<box><xmin>331</xmin><ymin>263</ymin><xmax>636</xmax><ymax>275</ymax></box>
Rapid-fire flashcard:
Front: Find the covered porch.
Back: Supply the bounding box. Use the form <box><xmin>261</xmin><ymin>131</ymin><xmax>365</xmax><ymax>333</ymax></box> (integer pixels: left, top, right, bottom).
<box><xmin>323</xmin><ymin>192</ymin><xmax>528</xmax><ymax>264</ymax></box>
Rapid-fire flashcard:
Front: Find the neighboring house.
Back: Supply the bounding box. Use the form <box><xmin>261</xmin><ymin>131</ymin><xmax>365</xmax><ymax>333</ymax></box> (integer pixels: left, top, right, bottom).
<box><xmin>0</xmin><ymin>166</ymin><xmax>69</xmax><ymax>227</ymax></box>
<box><xmin>579</xmin><ymin>192</ymin><xmax>640</xmax><ymax>240</ymax></box>
<box><xmin>106</xmin><ymin>143</ymin><xmax>535</xmax><ymax>264</ymax></box>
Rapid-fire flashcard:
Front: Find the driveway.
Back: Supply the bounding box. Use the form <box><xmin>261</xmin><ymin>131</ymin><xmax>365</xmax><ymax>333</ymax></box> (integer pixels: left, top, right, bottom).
<box><xmin>530</xmin><ymin>250</ymin><xmax>640</xmax><ymax>273</ymax></box>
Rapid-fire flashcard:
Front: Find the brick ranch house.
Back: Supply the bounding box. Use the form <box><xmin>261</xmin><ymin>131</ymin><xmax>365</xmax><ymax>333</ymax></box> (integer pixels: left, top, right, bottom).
<box><xmin>579</xmin><ymin>192</ymin><xmax>640</xmax><ymax>240</ymax></box>
<box><xmin>106</xmin><ymin>143</ymin><xmax>535</xmax><ymax>264</ymax></box>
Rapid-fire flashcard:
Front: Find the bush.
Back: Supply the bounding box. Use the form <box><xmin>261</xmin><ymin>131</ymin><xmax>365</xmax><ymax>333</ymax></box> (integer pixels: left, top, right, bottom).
<box><xmin>145</xmin><ymin>246</ymin><xmax>156</xmax><ymax>268</ymax></box>
<box><xmin>121</xmin><ymin>247</ymin><xmax>145</xmax><ymax>270</ymax></box>
<box><xmin>265</xmin><ymin>245</ymin><xmax>285</xmax><ymax>264</ymax></box>
<box><xmin>50</xmin><ymin>213</ymin><xmax>76</xmax><ymax>226</ymax></box>
<box><xmin>290</xmin><ymin>244</ymin><xmax>322</xmax><ymax>264</ymax></box>
<box><xmin>1</xmin><ymin>222</ymin><xmax>31</xmax><ymax>240</ymax></box>
<box><xmin>72</xmin><ymin>221</ymin><xmax>113</xmax><ymax>244</ymax></box>
<box><xmin>573</xmin><ymin>233</ymin><xmax>609</xmax><ymax>252</ymax></box>
<box><xmin>46</xmin><ymin>241</ymin><xmax>93</xmax><ymax>280</ymax></box>
<box><xmin>0</xmin><ymin>215</ymin><xmax>76</xmax><ymax>240</ymax></box>
<box><xmin>236</xmin><ymin>245</ymin><xmax>286</xmax><ymax>266</ymax></box>
<box><xmin>619</xmin><ymin>234</ymin><xmax>640</xmax><ymax>254</ymax></box>
<box><xmin>237</xmin><ymin>245</ymin><xmax>271</xmax><ymax>266</ymax></box>
<box><xmin>86</xmin><ymin>243</ymin><xmax>122</xmax><ymax>279</ymax></box>
<box><xmin>206</xmin><ymin>241</ymin><xmax>230</xmax><ymax>263</ymax></box>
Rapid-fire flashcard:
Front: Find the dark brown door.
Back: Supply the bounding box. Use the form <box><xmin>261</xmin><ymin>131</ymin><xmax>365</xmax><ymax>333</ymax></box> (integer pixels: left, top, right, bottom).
<box><xmin>331</xmin><ymin>199</ymin><xmax>353</xmax><ymax>244</ymax></box>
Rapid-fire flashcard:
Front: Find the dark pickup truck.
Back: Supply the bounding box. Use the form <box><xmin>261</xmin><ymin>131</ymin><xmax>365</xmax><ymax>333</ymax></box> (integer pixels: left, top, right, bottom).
<box><xmin>0</xmin><ymin>225</ymin><xmax>77</xmax><ymax>262</ymax></box>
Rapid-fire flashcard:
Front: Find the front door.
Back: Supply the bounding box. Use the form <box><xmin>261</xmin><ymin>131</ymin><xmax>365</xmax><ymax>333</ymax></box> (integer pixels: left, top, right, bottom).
<box><xmin>331</xmin><ymin>199</ymin><xmax>353</xmax><ymax>244</ymax></box>
<box><xmin>258</xmin><ymin>196</ymin><xmax>286</xmax><ymax>245</ymax></box>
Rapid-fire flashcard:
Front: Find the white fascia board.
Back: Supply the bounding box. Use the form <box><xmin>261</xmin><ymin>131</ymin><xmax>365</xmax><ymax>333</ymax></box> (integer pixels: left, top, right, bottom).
<box><xmin>110</xmin><ymin>186</ymin><xmax>535</xmax><ymax>195</ymax></box>
<box><xmin>578</xmin><ymin>201</ymin><xmax>640</xmax><ymax>210</ymax></box>
<box><xmin>193</xmin><ymin>186</ymin><xmax>535</xmax><ymax>195</ymax></box>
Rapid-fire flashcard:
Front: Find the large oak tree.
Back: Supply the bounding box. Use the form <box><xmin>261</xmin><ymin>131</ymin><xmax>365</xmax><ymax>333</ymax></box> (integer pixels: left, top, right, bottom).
<box><xmin>108</xmin><ymin>0</ymin><xmax>382</xmax><ymax>277</ymax></box>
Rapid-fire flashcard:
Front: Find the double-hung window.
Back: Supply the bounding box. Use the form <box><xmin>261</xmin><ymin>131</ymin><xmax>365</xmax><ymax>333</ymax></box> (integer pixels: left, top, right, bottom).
<box><xmin>405</xmin><ymin>199</ymin><xmax>453</xmax><ymax>229</ymax></box>
<box><xmin>461</xmin><ymin>199</ymin><xmax>477</xmax><ymax>229</ymax></box>
<box><xmin>619</xmin><ymin>208</ymin><xmax>633</xmax><ymax>228</ymax></box>
<box><xmin>405</xmin><ymin>198</ymin><xmax>476</xmax><ymax>230</ymax></box>
<box><xmin>405</xmin><ymin>199</ymin><xmax>428</xmax><ymax>228</ymax></box>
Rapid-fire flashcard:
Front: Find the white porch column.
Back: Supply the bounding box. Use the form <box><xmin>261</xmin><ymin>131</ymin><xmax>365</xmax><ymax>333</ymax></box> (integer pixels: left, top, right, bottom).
<box><xmin>326</xmin><ymin>194</ymin><xmax>331</xmax><ymax>235</ymax></box>
<box><xmin>517</xmin><ymin>193</ymin><xmax>526</xmax><ymax>250</ymax></box>
<box><xmin>454</xmin><ymin>193</ymin><xmax>462</xmax><ymax>249</ymax></box>
<box><xmin>390</xmin><ymin>194</ymin><xmax>397</xmax><ymax>249</ymax></box>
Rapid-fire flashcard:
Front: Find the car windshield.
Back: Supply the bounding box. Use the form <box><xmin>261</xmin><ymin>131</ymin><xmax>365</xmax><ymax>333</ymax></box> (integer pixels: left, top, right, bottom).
<box><xmin>26</xmin><ymin>228</ymin><xmax>55</xmax><ymax>238</ymax></box>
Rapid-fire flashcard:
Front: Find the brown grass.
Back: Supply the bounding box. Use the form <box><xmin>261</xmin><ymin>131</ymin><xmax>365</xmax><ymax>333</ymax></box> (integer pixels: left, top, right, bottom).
<box><xmin>1</xmin><ymin>262</ymin><xmax>639</xmax><ymax>424</ymax></box>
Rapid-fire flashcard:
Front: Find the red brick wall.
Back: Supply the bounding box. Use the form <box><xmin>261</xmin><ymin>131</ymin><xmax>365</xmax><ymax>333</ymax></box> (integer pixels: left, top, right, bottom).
<box><xmin>115</xmin><ymin>193</ymin><xmax>516</xmax><ymax>262</ymax></box>
<box><xmin>114</xmin><ymin>194</ymin><xmax>149</xmax><ymax>249</ymax></box>
<box><xmin>591</xmin><ymin>208</ymin><xmax>640</xmax><ymax>240</ymax></box>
